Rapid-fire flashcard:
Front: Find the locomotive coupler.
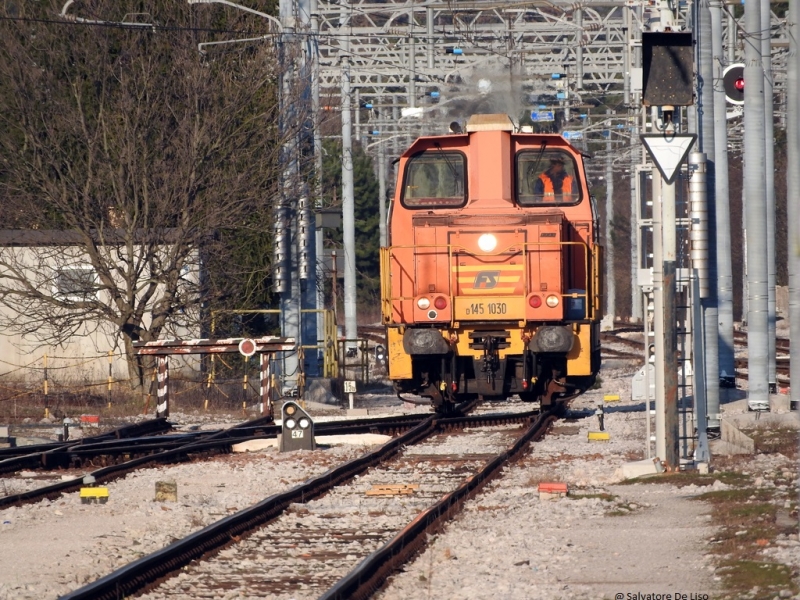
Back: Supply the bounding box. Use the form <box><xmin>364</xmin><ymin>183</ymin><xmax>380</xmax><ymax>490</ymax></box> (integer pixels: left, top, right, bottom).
<box><xmin>480</xmin><ymin>336</ymin><xmax>500</xmax><ymax>384</ymax></box>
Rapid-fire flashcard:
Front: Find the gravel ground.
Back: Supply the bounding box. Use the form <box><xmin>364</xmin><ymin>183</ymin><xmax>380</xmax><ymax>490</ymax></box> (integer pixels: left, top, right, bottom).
<box><xmin>0</xmin><ymin>355</ymin><xmax>797</xmax><ymax>600</ymax></box>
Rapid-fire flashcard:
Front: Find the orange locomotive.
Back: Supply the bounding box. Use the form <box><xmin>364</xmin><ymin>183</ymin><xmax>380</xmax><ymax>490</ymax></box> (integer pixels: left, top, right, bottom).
<box><xmin>380</xmin><ymin>114</ymin><xmax>603</xmax><ymax>411</ymax></box>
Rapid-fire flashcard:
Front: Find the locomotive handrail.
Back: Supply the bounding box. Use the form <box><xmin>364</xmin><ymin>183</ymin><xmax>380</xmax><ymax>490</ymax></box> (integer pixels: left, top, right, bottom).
<box><xmin>381</xmin><ymin>240</ymin><xmax>598</xmax><ymax>324</ymax></box>
<box><xmin>380</xmin><ymin>246</ymin><xmax>392</xmax><ymax>323</ymax></box>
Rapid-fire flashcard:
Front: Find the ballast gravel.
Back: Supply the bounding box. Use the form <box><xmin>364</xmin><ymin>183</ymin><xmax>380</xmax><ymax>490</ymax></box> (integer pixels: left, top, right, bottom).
<box><xmin>0</xmin><ymin>359</ymin><xmax>796</xmax><ymax>600</ymax></box>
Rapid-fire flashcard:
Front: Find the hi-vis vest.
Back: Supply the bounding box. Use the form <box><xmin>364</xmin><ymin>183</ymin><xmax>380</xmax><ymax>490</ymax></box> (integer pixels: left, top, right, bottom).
<box><xmin>538</xmin><ymin>173</ymin><xmax>573</xmax><ymax>201</ymax></box>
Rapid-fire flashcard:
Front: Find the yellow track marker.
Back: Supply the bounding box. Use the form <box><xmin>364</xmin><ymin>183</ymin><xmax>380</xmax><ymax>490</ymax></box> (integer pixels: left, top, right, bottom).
<box><xmin>366</xmin><ymin>484</ymin><xmax>419</xmax><ymax>497</ymax></box>
<box><xmin>604</xmin><ymin>394</ymin><xmax>620</xmax><ymax>402</ymax></box>
<box><xmin>80</xmin><ymin>487</ymin><xmax>109</xmax><ymax>504</ymax></box>
<box><xmin>588</xmin><ymin>431</ymin><xmax>610</xmax><ymax>441</ymax></box>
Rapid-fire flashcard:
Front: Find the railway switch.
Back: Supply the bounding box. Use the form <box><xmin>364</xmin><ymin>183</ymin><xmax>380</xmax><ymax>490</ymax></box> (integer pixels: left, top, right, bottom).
<box><xmin>279</xmin><ymin>401</ymin><xmax>316</xmax><ymax>452</ymax></box>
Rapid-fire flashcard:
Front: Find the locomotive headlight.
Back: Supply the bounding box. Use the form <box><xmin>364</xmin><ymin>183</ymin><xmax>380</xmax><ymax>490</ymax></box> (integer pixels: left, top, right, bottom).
<box><xmin>417</xmin><ymin>297</ymin><xmax>431</xmax><ymax>310</ymax></box>
<box><xmin>546</xmin><ymin>295</ymin><xmax>560</xmax><ymax>308</ymax></box>
<box><xmin>285</xmin><ymin>418</ymin><xmax>296</xmax><ymax>429</ymax></box>
<box><xmin>477</xmin><ymin>233</ymin><xmax>497</xmax><ymax>252</ymax></box>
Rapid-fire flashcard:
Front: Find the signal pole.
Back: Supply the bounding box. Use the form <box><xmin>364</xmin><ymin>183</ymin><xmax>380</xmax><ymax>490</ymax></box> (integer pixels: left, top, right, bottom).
<box><xmin>340</xmin><ymin>1</ymin><xmax>358</xmax><ymax>353</ymax></box>
<box><xmin>788</xmin><ymin>0</ymin><xmax>800</xmax><ymax>411</ymax></box>
<box><xmin>743</xmin><ymin>0</ymin><xmax>770</xmax><ymax>409</ymax></box>
<box><xmin>709</xmin><ymin>0</ymin><xmax>736</xmax><ymax>394</ymax></box>
<box><xmin>696</xmin><ymin>0</ymin><xmax>721</xmax><ymax>433</ymax></box>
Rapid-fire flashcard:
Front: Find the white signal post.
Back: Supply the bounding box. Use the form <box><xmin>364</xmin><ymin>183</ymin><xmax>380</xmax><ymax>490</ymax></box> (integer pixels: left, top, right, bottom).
<box><xmin>641</xmin><ymin>128</ymin><xmax>695</xmax><ymax>469</ymax></box>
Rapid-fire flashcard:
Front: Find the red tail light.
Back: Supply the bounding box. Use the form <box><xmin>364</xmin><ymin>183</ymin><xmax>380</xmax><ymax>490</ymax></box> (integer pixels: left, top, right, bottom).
<box><xmin>529</xmin><ymin>295</ymin><xmax>542</xmax><ymax>308</ymax></box>
<box><xmin>434</xmin><ymin>296</ymin><xmax>448</xmax><ymax>310</ymax></box>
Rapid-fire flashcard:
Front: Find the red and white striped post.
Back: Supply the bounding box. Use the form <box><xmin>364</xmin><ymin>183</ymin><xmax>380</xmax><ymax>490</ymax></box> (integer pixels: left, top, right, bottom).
<box><xmin>260</xmin><ymin>352</ymin><xmax>272</xmax><ymax>417</ymax></box>
<box><xmin>156</xmin><ymin>356</ymin><xmax>170</xmax><ymax>418</ymax></box>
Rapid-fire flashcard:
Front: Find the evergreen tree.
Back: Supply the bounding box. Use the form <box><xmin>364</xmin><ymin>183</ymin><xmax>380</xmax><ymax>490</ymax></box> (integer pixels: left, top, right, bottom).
<box><xmin>321</xmin><ymin>139</ymin><xmax>381</xmax><ymax>306</ymax></box>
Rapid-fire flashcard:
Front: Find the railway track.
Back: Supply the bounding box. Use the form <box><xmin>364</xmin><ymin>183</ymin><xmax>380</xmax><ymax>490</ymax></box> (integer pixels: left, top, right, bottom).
<box><xmin>601</xmin><ymin>327</ymin><xmax>792</xmax><ymax>383</ymax></box>
<box><xmin>59</xmin><ymin>406</ymin><xmax>555</xmax><ymax>600</ymax></box>
<box><xmin>0</xmin><ymin>418</ymin><xmax>172</xmax><ymax>462</ymax></box>
<box><xmin>0</xmin><ymin>412</ymin><xmax>441</xmax><ymax>508</ymax></box>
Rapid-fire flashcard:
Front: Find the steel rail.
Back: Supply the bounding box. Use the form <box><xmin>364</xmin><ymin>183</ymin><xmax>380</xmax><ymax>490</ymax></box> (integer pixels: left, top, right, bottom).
<box><xmin>0</xmin><ymin>416</ymin><xmax>271</xmax><ymax>507</ymax></box>
<box><xmin>0</xmin><ymin>412</ymin><xmax>438</xmax><ymax>507</ymax></box>
<box><xmin>0</xmin><ymin>418</ymin><xmax>172</xmax><ymax>460</ymax></box>
<box><xmin>58</xmin><ymin>415</ymin><xmax>440</xmax><ymax>600</ymax></box>
<box><xmin>56</xmin><ymin>400</ymin><xmax>482</xmax><ymax>599</ymax></box>
<box><xmin>320</xmin><ymin>410</ymin><xmax>557</xmax><ymax>600</ymax></box>
<box><xmin>0</xmin><ymin>413</ymin><xmax>431</xmax><ymax>476</ymax></box>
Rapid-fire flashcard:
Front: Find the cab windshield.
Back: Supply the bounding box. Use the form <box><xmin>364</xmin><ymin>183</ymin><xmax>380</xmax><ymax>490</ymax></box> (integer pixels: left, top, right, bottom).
<box><xmin>402</xmin><ymin>151</ymin><xmax>467</xmax><ymax>208</ymax></box>
<box><xmin>516</xmin><ymin>149</ymin><xmax>581</xmax><ymax>206</ymax></box>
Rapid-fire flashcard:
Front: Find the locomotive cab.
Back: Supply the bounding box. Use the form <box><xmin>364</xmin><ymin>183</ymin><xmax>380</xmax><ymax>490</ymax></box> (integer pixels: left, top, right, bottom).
<box><xmin>380</xmin><ymin>114</ymin><xmax>602</xmax><ymax>411</ymax></box>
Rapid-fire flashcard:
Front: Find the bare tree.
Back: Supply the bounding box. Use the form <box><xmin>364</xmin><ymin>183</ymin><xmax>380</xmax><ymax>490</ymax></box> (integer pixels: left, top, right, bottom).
<box><xmin>0</xmin><ymin>1</ymin><xmax>298</xmax><ymax>384</ymax></box>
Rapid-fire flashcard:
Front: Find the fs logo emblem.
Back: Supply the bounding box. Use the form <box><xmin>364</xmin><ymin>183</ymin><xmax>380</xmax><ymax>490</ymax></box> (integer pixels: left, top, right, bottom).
<box><xmin>473</xmin><ymin>271</ymin><xmax>501</xmax><ymax>289</ymax></box>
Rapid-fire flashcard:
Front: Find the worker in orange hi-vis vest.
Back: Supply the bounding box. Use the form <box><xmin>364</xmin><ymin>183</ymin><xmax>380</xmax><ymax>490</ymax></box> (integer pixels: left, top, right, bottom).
<box><xmin>534</xmin><ymin>156</ymin><xmax>573</xmax><ymax>202</ymax></box>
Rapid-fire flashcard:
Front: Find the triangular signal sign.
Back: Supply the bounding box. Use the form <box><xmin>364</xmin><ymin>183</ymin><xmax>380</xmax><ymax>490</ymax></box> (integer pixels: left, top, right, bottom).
<box><xmin>640</xmin><ymin>134</ymin><xmax>697</xmax><ymax>184</ymax></box>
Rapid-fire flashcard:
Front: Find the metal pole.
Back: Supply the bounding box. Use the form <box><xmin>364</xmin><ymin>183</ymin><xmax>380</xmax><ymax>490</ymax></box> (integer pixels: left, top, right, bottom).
<box><xmin>650</xmin><ymin>126</ymin><xmax>667</xmax><ymax>462</ymax></box>
<box><xmin>354</xmin><ymin>88</ymin><xmax>361</xmax><ymax>144</ymax></box>
<box><xmin>689</xmin><ymin>151</ymin><xmax>711</xmax><ymax>440</ymax></box>
<box><xmin>710</xmin><ymin>0</ymin><xmax>736</xmax><ymax>390</ymax></box>
<box><xmin>622</xmin><ymin>6</ymin><xmax>629</xmax><ymax>105</ymax></box>
<box><xmin>743</xmin><ymin>0</ymin><xmax>770</xmax><ymax>408</ymax></box>
<box><xmin>654</xmin><ymin>0</ymin><xmax>678</xmax><ymax>468</ymax></box>
<box><xmin>644</xmin><ymin>290</ymin><xmax>652</xmax><ymax>458</ymax></box>
<box><xmin>576</xmin><ymin>8</ymin><xmax>584</xmax><ymax>90</ymax></box>
<box><xmin>341</xmin><ymin>9</ymin><xmax>358</xmax><ymax>353</ymax></box>
<box><xmin>788</xmin><ymin>0</ymin><xmax>800</xmax><ymax>410</ymax></box>
<box><xmin>629</xmin><ymin>5</ymin><xmax>643</xmax><ymax>322</ymax></box>
<box><xmin>605</xmin><ymin>109</ymin><xmax>616</xmax><ymax>325</ymax></box>
<box><xmin>761</xmin><ymin>0</ymin><xmax>777</xmax><ymax>392</ymax></box>
<box><xmin>427</xmin><ymin>7</ymin><xmax>434</xmax><ymax>70</ymax></box>
<box><xmin>697</xmin><ymin>0</ymin><xmax>721</xmax><ymax>431</ymax></box>
<box><xmin>379</xmin><ymin>138</ymin><xmax>387</xmax><ymax>248</ymax></box>
<box><xmin>692</xmin><ymin>273</ymin><xmax>710</xmax><ymax>462</ymax></box>
<box><xmin>311</xmin><ymin>0</ymin><xmax>326</xmax><ymax>355</ymax></box>
<box><xmin>726</xmin><ymin>9</ymin><xmax>737</xmax><ymax>64</ymax></box>
<box><xmin>630</xmin><ymin>114</ymin><xmax>642</xmax><ymax>322</ymax></box>
<box><xmin>408</xmin><ymin>6</ymin><xmax>416</xmax><ymax>109</ymax></box>
<box><xmin>278</xmin><ymin>9</ymin><xmax>300</xmax><ymax>393</ymax></box>
<box><xmin>661</xmin><ymin>132</ymin><xmax>679</xmax><ymax>470</ymax></box>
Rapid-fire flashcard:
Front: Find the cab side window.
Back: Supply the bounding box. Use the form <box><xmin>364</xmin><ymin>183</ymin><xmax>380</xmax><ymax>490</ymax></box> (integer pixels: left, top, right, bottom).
<box><xmin>402</xmin><ymin>151</ymin><xmax>467</xmax><ymax>208</ymax></box>
<box><xmin>516</xmin><ymin>150</ymin><xmax>581</xmax><ymax>206</ymax></box>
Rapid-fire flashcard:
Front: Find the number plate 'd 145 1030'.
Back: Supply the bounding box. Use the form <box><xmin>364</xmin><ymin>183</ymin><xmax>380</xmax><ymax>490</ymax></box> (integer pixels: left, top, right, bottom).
<box><xmin>453</xmin><ymin>297</ymin><xmax>525</xmax><ymax>320</ymax></box>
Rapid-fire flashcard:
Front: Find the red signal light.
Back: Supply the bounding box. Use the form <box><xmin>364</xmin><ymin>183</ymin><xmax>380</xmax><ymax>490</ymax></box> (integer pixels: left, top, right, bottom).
<box><xmin>722</xmin><ymin>64</ymin><xmax>745</xmax><ymax>104</ymax></box>
<box><xmin>434</xmin><ymin>296</ymin><xmax>447</xmax><ymax>310</ymax></box>
<box><xmin>529</xmin><ymin>295</ymin><xmax>542</xmax><ymax>308</ymax></box>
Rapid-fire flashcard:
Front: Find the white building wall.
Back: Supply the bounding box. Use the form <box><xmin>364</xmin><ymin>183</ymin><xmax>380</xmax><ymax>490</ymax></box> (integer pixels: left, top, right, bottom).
<box><xmin>0</xmin><ymin>245</ymin><xmax>201</xmax><ymax>385</ymax></box>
